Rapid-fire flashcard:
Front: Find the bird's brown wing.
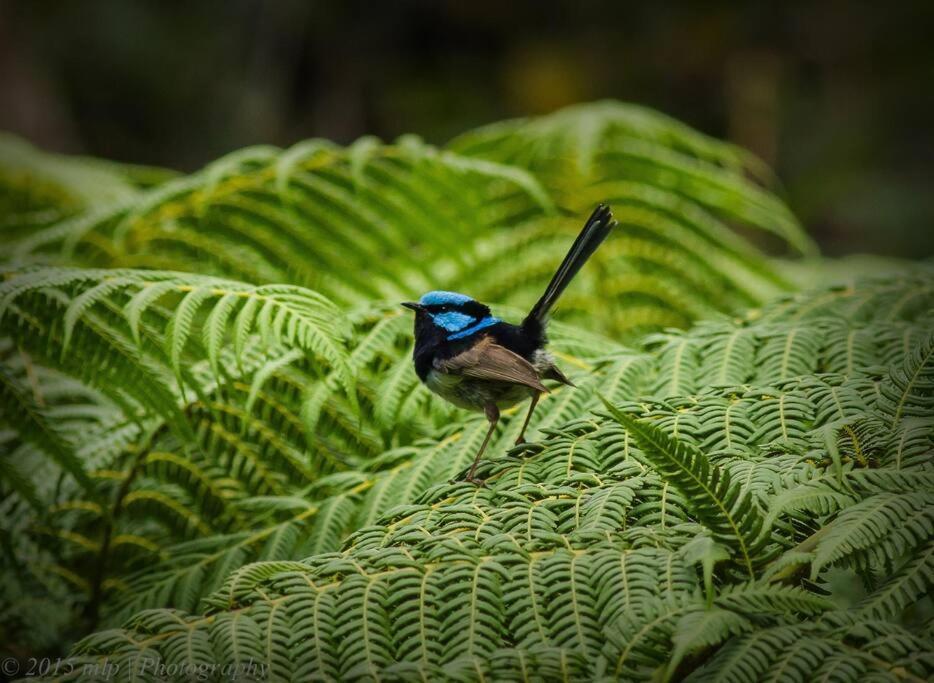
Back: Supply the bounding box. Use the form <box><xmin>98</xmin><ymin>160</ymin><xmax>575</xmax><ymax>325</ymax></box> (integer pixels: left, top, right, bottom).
<box><xmin>436</xmin><ymin>337</ymin><xmax>548</xmax><ymax>393</ymax></box>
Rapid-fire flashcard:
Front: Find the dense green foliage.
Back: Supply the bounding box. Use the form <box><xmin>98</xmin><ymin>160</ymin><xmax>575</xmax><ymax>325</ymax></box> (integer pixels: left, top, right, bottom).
<box><xmin>0</xmin><ymin>103</ymin><xmax>931</xmax><ymax>681</ymax></box>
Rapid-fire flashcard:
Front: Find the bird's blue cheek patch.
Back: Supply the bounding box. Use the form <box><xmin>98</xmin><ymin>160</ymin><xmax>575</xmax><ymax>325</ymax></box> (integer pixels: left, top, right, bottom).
<box><xmin>447</xmin><ymin>316</ymin><xmax>500</xmax><ymax>340</ymax></box>
<box><xmin>432</xmin><ymin>311</ymin><xmax>475</xmax><ymax>333</ymax></box>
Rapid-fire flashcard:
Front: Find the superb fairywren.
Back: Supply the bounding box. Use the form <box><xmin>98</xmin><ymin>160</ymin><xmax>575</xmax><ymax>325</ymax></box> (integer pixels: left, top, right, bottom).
<box><xmin>402</xmin><ymin>204</ymin><xmax>617</xmax><ymax>483</ymax></box>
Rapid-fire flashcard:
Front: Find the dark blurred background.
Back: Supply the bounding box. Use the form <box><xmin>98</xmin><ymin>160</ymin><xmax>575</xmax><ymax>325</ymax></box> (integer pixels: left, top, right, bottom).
<box><xmin>1</xmin><ymin>1</ymin><xmax>932</xmax><ymax>256</ymax></box>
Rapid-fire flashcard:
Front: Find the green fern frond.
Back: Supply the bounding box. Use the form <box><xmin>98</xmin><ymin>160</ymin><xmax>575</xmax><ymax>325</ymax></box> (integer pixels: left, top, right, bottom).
<box><xmin>0</xmin><ymin>365</ymin><xmax>94</xmax><ymax>494</ymax></box>
<box><xmin>601</xmin><ymin>402</ymin><xmax>767</xmax><ymax>575</ymax></box>
<box><xmin>811</xmin><ymin>492</ymin><xmax>934</xmax><ymax>575</ymax></box>
<box><xmin>8</xmin><ymin>107</ymin><xmax>815</xmax><ymax>342</ymax></box>
<box><xmin>448</xmin><ymin>100</ymin><xmax>815</xmax><ymax>256</ymax></box>
<box><xmin>0</xmin><ymin>133</ymin><xmax>143</xmax><ymax>246</ymax></box>
<box><xmin>856</xmin><ymin>540</ymin><xmax>934</xmax><ymax>621</ymax></box>
<box><xmin>4</xmin><ymin>105</ymin><xmax>934</xmax><ymax>678</ymax></box>
<box><xmin>878</xmin><ymin>331</ymin><xmax>934</xmax><ymax>427</ymax></box>
<box><xmin>0</xmin><ymin>266</ymin><xmax>355</xmax><ymax>396</ymax></box>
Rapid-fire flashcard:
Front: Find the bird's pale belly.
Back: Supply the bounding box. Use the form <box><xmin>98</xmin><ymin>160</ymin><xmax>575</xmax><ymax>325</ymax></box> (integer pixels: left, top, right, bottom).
<box><xmin>425</xmin><ymin>370</ymin><xmax>533</xmax><ymax>411</ymax></box>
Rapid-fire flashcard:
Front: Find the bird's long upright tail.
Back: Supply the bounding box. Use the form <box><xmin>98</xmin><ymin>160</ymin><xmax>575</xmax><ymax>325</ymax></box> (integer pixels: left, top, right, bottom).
<box><xmin>523</xmin><ymin>203</ymin><xmax>616</xmax><ymax>332</ymax></box>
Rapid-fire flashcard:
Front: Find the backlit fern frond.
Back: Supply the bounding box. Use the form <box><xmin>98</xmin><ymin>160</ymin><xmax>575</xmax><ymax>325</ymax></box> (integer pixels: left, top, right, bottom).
<box><xmin>11</xmin><ymin>141</ymin><xmax>553</xmax><ymax>309</ymax></box>
<box><xmin>448</xmin><ymin>100</ymin><xmax>815</xmax><ymax>258</ymax></box>
<box><xmin>0</xmin><ymin>267</ymin><xmax>353</xmax><ymax>390</ymax></box>
<box><xmin>8</xmin><ymin>105</ymin><xmax>820</xmax><ymax>340</ymax></box>
<box><xmin>0</xmin><ymin>134</ymin><xmax>146</xmax><ymax>247</ymax></box>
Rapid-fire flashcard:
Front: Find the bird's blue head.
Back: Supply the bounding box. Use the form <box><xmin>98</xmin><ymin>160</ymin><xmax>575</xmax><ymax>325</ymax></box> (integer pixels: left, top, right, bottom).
<box><xmin>402</xmin><ymin>290</ymin><xmax>500</xmax><ymax>341</ymax></box>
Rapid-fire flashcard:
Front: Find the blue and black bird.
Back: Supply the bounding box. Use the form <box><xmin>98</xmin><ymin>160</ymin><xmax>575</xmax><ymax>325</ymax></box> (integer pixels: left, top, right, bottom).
<box><xmin>402</xmin><ymin>204</ymin><xmax>617</xmax><ymax>483</ymax></box>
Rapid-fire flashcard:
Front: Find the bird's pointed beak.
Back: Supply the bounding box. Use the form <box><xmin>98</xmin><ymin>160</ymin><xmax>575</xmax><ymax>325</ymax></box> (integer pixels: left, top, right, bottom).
<box><xmin>401</xmin><ymin>301</ymin><xmax>423</xmax><ymax>312</ymax></box>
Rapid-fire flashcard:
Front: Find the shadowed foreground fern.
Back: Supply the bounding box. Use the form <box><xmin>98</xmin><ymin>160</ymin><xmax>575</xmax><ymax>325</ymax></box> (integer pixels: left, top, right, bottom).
<box><xmin>1</xmin><ymin>102</ymin><xmax>932</xmax><ymax>680</ymax></box>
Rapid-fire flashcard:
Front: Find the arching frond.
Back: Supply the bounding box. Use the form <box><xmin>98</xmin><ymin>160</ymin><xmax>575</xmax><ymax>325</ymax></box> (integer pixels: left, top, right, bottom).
<box><xmin>448</xmin><ymin>101</ymin><xmax>814</xmax><ymax>256</ymax></box>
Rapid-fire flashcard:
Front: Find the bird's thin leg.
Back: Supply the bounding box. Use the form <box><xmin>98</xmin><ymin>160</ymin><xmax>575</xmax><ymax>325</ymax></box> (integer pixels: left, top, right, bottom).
<box><xmin>463</xmin><ymin>404</ymin><xmax>499</xmax><ymax>484</ymax></box>
<box><xmin>514</xmin><ymin>392</ymin><xmax>540</xmax><ymax>446</ymax></box>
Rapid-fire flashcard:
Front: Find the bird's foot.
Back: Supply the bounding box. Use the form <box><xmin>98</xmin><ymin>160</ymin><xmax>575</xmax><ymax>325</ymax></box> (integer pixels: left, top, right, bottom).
<box><xmin>451</xmin><ymin>464</ymin><xmax>486</xmax><ymax>485</ymax></box>
<box><xmin>514</xmin><ymin>436</ymin><xmax>526</xmax><ymax>446</ymax></box>
<box><xmin>462</xmin><ymin>475</ymin><xmax>486</xmax><ymax>487</ymax></box>
<box><xmin>507</xmin><ymin>440</ymin><xmax>540</xmax><ymax>458</ymax></box>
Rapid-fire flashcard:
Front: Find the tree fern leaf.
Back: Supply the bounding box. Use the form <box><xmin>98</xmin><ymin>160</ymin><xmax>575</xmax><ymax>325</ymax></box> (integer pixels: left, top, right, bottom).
<box><xmin>667</xmin><ymin>607</ymin><xmax>752</xmax><ymax>680</ymax></box>
<box><xmin>273</xmin><ymin>138</ymin><xmax>336</xmax><ymax>198</ymax></box>
<box><xmin>249</xmin><ymin>599</ymin><xmax>294</xmax><ymax>682</ymax></box>
<box><xmin>539</xmin><ymin>550</ymin><xmax>600</xmax><ymax>659</ymax></box>
<box><xmin>208</xmin><ymin>611</ymin><xmax>267</xmax><ymax>672</ymax></box>
<box><xmin>878</xmin><ymin>331</ymin><xmax>934</xmax><ymax>426</ymax></box>
<box><xmin>164</xmin><ymin>286</ymin><xmax>215</xmax><ymax>385</ymax></box>
<box><xmin>0</xmin><ymin>366</ymin><xmax>94</xmax><ymax>494</ymax></box>
<box><xmin>812</xmin><ymin>492</ymin><xmax>934</xmax><ymax>576</ymax></box>
<box><xmin>437</xmin><ymin>556</ymin><xmax>510</xmax><ymax>663</ymax></box>
<box><xmin>766</xmin><ymin>477</ymin><xmax>858</xmax><ymax>527</ymax></box>
<box><xmin>857</xmin><ymin>540</ymin><xmax>934</xmax><ymax>621</ymax></box>
<box><xmin>232</xmin><ymin>295</ymin><xmax>260</xmax><ymax>365</ymax></box>
<box><xmin>61</xmin><ymin>277</ymin><xmax>129</xmax><ymax>352</ymax></box>
<box><xmin>244</xmin><ymin>348</ymin><xmax>303</xmax><ymax>416</ymax></box>
<box><xmin>713</xmin><ymin>582</ymin><xmax>833</xmax><ymax>615</ymax></box>
<box><xmin>334</xmin><ymin>572</ymin><xmax>394</xmax><ymax>678</ymax></box>
<box><xmin>886</xmin><ymin>417</ymin><xmax>934</xmax><ymax>470</ymax></box>
<box><xmin>436</xmin><ymin>152</ymin><xmax>555</xmax><ymax>213</ymax></box>
<box><xmin>605</xmin><ymin>596</ymin><xmax>695</xmax><ymax>680</ymax></box>
<box><xmin>0</xmin><ymin>439</ymin><xmax>43</xmax><ymax>510</ymax></box>
<box><xmin>680</xmin><ymin>535</ymin><xmax>730</xmax><ymax>605</ymax></box>
<box><xmin>121</xmin><ymin>280</ymin><xmax>176</xmax><ymax>347</ymax></box>
<box><xmin>601</xmin><ymin>401</ymin><xmax>765</xmax><ymax>575</ymax></box>
<box><xmin>685</xmin><ymin>624</ymin><xmax>824</xmax><ymax>683</ymax></box>
<box><xmin>755</xmin><ymin>324</ymin><xmax>824</xmax><ymax>383</ymax></box>
<box><xmin>647</xmin><ymin>333</ymin><xmax>698</xmax><ymax>397</ymax></box>
<box><xmin>696</xmin><ymin>323</ymin><xmax>757</xmax><ymax>387</ymax></box>
<box><xmin>282</xmin><ymin>574</ymin><xmax>340</xmax><ymax>680</ymax></box>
